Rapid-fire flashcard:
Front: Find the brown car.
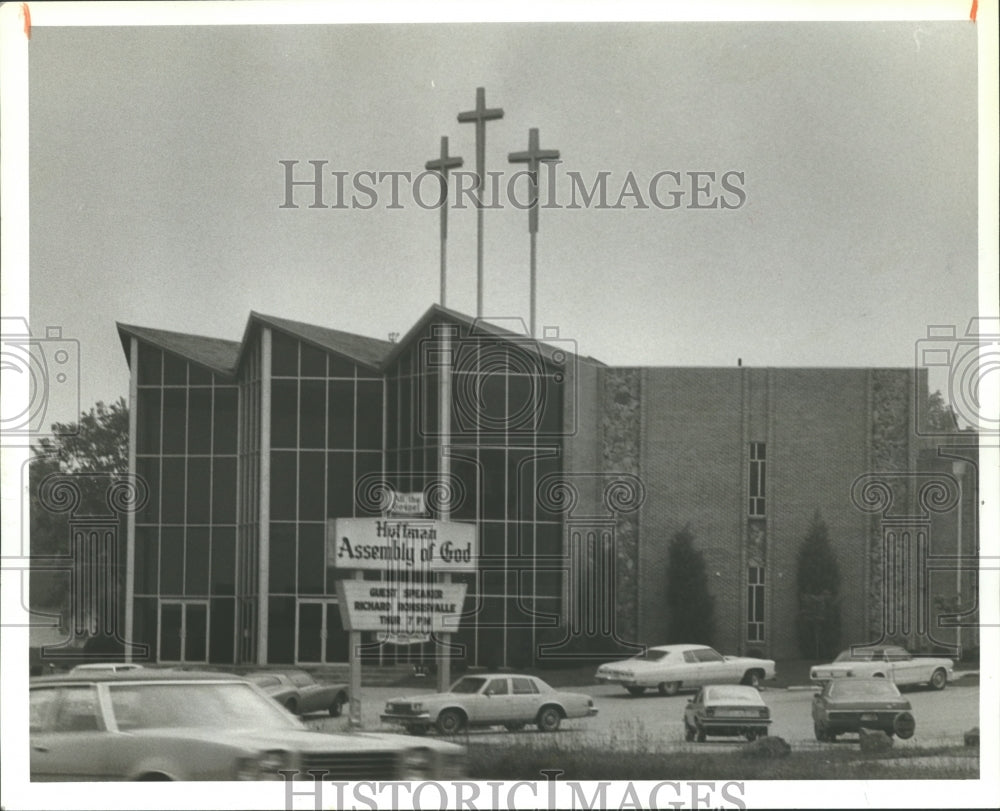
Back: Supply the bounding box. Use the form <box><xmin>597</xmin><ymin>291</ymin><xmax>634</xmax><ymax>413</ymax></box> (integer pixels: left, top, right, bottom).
<box><xmin>246</xmin><ymin>669</ymin><xmax>349</xmax><ymax>716</ymax></box>
<box><xmin>30</xmin><ymin>669</ymin><xmax>464</xmax><ymax>781</ymax></box>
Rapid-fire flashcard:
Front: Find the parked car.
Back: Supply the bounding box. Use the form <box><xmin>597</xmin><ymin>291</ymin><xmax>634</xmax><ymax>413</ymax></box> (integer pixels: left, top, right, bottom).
<box><xmin>811</xmin><ymin>677</ymin><xmax>916</xmax><ymax>742</ymax></box>
<box><xmin>810</xmin><ymin>645</ymin><xmax>953</xmax><ymax>690</ymax></box>
<box><xmin>683</xmin><ymin>685</ymin><xmax>772</xmax><ymax>742</ymax></box>
<box><xmin>595</xmin><ymin>644</ymin><xmax>776</xmax><ymax>695</ymax></box>
<box><xmin>30</xmin><ymin>669</ymin><xmax>465</xmax><ymax>781</ymax></box>
<box><xmin>381</xmin><ymin>673</ymin><xmax>598</xmax><ymax>735</ymax></box>
<box><xmin>70</xmin><ymin>663</ymin><xmax>145</xmax><ymax>674</ymax></box>
<box><xmin>246</xmin><ymin>669</ymin><xmax>349</xmax><ymax>716</ymax></box>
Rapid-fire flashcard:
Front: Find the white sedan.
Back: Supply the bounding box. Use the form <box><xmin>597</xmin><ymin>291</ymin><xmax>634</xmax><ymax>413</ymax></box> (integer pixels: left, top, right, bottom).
<box><xmin>595</xmin><ymin>644</ymin><xmax>776</xmax><ymax>696</ymax></box>
<box><xmin>810</xmin><ymin>645</ymin><xmax>954</xmax><ymax>690</ymax></box>
<box><xmin>381</xmin><ymin>673</ymin><xmax>598</xmax><ymax>734</ymax></box>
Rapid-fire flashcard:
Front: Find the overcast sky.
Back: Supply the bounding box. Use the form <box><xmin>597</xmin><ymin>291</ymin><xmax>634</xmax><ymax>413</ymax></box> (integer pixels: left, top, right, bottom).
<box><xmin>26</xmin><ymin>14</ymin><xmax>981</xmax><ymax>426</ymax></box>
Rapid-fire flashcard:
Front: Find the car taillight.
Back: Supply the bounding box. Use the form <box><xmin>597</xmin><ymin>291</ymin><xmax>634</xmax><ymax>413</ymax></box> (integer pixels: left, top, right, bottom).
<box><xmin>759</xmin><ymin>708</ymin><xmax>768</xmax><ymax>718</ymax></box>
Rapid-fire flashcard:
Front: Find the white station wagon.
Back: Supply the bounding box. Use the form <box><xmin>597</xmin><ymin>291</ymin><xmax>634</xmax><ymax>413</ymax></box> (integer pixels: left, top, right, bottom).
<box><xmin>810</xmin><ymin>645</ymin><xmax>954</xmax><ymax>690</ymax></box>
<box><xmin>595</xmin><ymin>644</ymin><xmax>776</xmax><ymax>696</ymax></box>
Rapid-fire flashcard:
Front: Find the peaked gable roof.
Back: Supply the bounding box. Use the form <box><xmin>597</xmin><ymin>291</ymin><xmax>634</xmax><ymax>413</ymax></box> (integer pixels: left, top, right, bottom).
<box><xmin>117</xmin><ymin>323</ymin><xmax>241</xmax><ymax>375</ymax></box>
<box><xmin>248</xmin><ymin>312</ymin><xmax>394</xmax><ymax>370</ymax></box>
<box><xmin>382</xmin><ymin>303</ymin><xmax>606</xmax><ymax>370</ymax></box>
<box><xmin>118</xmin><ymin>306</ymin><xmax>604</xmax><ymax>378</ymax></box>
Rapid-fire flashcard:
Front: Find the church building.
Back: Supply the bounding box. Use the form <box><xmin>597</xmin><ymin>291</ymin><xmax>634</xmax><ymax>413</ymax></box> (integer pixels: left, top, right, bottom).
<box><xmin>117</xmin><ymin>305</ymin><xmax>976</xmax><ymax>667</ymax></box>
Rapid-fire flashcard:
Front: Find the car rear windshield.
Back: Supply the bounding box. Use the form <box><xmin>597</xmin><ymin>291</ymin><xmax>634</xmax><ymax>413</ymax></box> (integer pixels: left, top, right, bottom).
<box><xmin>109</xmin><ymin>682</ymin><xmax>301</xmax><ymax>730</ymax></box>
<box><xmin>631</xmin><ymin>650</ymin><xmax>669</xmax><ymax>662</ymax></box>
<box><xmin>828</xmin><ymin>680</ymin><xmax>900</xmax><ymax>699</ymax></box>
<box><xmin>705</xmin><ymin>686</ymin><xmax>760</xmax><ymax>703</ymax></box>
<box><xmin>834</xmin><ymin>650</ymin><xmax>873</xmax><ymax>662</ymax></box>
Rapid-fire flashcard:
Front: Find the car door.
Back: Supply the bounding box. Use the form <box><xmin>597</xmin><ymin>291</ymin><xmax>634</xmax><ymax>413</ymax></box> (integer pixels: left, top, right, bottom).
<box><xmin>680</xmin><ymin>649</ymin><xmax>701</xmax><ymax>685</ymax></box>
<box><xmin>480</xmin><ymin>677</ymin><xmax>519</xmax><ymax>723</ymax></box>
<box><xmin>694</xmin><ymin>648</ymin><xmax>729</xmax><ymax>684</ymax></box>
<box><xmin>511</xmin><ymin>677</ymin><xmax>544</xmax><ymax>721</ymax></box>
<box><xmin>883</xmin><ymin>647</ymin><xmax>923</xmax><ymax>685</ymax></box>
<box><xmin>30</xmin><ymin>685</ymin><xmax>113</xmax><ymax>781</ymax></box>
<box><xmin>289</xmin><ymin>671</ymin><xmax>322</xmax><ymax>713</ymax></box>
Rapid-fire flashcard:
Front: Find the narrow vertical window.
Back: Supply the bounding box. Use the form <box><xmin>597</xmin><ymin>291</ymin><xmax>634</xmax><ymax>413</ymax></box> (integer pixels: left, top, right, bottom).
<box><xmin>749</xmin><ymin>442</ymin><xmax>766</xmax><ymax>516</ymax></box>
<box><xmin>747</xmin><ymin>566</ymin><xmax>765</xmax><ymax>641</ymax></box>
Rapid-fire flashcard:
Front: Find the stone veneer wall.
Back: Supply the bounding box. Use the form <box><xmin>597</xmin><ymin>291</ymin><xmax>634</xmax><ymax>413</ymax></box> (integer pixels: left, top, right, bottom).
<box><xmin>868</xmin><ymin>369</ymin><xmax>913</xmax><ymax>641</ymax></box>
<box><xmin>600</xmin><ymin>368</ymin><xmax>642</xmax><ymax>641</ymax></box>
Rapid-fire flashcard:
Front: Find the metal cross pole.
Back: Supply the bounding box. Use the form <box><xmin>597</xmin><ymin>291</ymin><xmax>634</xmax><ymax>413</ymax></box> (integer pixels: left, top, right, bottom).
<box><xmin>458</xmin><ymin>87</ymin><xmax>504</xmax><ymax>318</ymax></box>
<box><xmin>425</xmin><ymin>136</ymin><xmax>463</xmax><ymax>307</ymax></box>
<box><xmin>508</xmin><ymin>127</ymin><xmax>560</xmax><ymax>338</ymax></box>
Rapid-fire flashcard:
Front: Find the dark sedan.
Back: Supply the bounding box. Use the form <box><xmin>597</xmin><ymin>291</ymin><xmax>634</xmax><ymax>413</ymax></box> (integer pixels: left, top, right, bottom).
<box><xmin>683</xmin><ymin>685</ymin><xmax>772</xmax><ymax>742</ymax></box>
<box><xmin>811</xmin><ymin>677</ymin><xmax>916</xmax><ymax>742</ymax></box>
<box><xmin>247</xmin><ymin>669</ymin><xmax>349</xmax><ymax>717</ymax></box>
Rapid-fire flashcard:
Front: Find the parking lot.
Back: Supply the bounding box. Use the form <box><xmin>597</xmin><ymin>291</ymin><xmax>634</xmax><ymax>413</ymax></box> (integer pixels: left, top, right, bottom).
<box><xmin>309</xmin><ymin>678</ymin><xmax>980</xmax><ymax>750</ymax></box>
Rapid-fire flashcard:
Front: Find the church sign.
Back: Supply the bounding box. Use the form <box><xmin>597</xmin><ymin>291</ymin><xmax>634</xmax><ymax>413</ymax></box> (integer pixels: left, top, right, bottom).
<box><xmin>327</xmin><ymin>518</ymin><xmax>477</xmax><ymax>572</ymax></box>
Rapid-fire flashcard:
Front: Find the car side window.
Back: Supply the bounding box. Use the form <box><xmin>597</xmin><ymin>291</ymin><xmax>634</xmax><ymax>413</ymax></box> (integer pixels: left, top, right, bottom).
<box><xmin>30</xmin><ymin>689</ymin><xmax>59</xmax><ymax>734</ymax></box>
<box><xmin>52</xmin><ymin>686</ymin><xmax>103</xmax><ymax>733</ymax></box>
<box><xmin>511</xmin><ymin>678</ymin><xmax>538</xmax><ymax>695</ymax></box>
<box><xmin>485</xmin><ymin>678</ymin><xmax>509</xmax><ymax>696</ymax></box>
<box><xmin>683</xmin><ymin>651</ymin><xmax>698</xmax><ymax>664</ymax></box>
<box><xmin>290</xmin><ymin>672</ymin><xmax>313</xmax><ymax>687</ymax></box>
<box><xmin>695</xmin><ymin>649</ymin><xmax>724</xmax><ymax>663</ymax></box>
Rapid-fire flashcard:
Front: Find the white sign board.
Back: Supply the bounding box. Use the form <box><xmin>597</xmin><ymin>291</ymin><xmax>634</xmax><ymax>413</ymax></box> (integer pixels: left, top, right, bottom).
<box><xmin>336</xmin><ymin>580</ymin><xmax>467</xmax><ymax>634</ymax></box>
<box><xmin>328</xmin><ymin>518</ymin><xmax>477</xmax><ymax>571</ymax></box>
<box><xmin>389</xmin><ymin>491</ymin><xmax>425</xmax><ymax>516</ymax></box>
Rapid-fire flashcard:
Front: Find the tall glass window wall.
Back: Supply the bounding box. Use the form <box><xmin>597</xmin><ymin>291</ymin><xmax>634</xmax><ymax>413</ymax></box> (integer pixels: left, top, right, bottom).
<box><xmin>385</xmin><ymin>321</ymin><xmax>564</xmax><ymax>668</ymax></box>
<box><xmin>133</xmin><ymin>343</ymin><xmax>238</xmax><ymax>664</ymax></box>
<box><xmin>265</xmin><ymin>330</ymin><xmax>384</xmax><ymax>664</ymax></box>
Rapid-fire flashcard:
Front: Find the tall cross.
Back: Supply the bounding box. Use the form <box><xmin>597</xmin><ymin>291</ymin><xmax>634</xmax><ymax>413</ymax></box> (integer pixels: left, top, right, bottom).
<box><xmin>508</xmin><ymin>127</ymin><xmax>560</xmax><ymax>338</ymax></box>
<box><xmin>425</xmin><ymin>136</ymin><xmax>463</xmax><ymax>308</ymax></box>
<box><xmin>458</xmin><ymin>87</ymin><xmax>504</xmax><ymax>318</ymax></box>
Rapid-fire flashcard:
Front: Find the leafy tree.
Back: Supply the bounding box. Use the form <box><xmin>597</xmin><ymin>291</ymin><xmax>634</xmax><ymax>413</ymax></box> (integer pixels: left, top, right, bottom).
<box><xmin>796</xmin><ymin>510</ymin><xmax>842</xmax><ymax>659</ymax></box>
<box><xmin>924</xmin><ymin>389</ymin><xmax>959</xmax><ymax>432</ymax></box>
<box><xmin>30</xmin><ymin>398</ymin><xmax>130</xmax><ymax>624</ymax></box>
<box><xmin>665</xmin><ymin>524</ymin><xmax>715</xmax><ymax>644</ymax></box>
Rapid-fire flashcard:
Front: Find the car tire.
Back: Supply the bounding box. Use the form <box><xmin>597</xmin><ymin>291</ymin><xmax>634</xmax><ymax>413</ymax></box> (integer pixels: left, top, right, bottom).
<box><xmin>436</xmin><ymin>709</ymin><xmax>465</xmax><ymax>735</ymax></box>
<box><xmin>329</xmin><ymin>694</ymin><xmax>346</xmax><ymax>717</ymax></box>
<box><xmin>695</xmin><ymin>723</ymin><xmax>706</xmax><ymax>743</ymax></box>
<box><xmin>659</xmin><ymin>681</ymin><xmax>681</xmax><ymax>697</ymax></box>
<box><xmin>536</xmin><ymin>706</ymin><xmax>562</xmax><ymax>733</ymax></box>
<box><xmin>741</xmin><ymin>671</ymin><xmax>763</xmax><ymax>689</ymax></box>
<box><xmin>929</xmin><ymin>668</ymin><xmax>948</xmax><ymax>691</ymax></box>
<box><xmin>684</xmin><ymin>723</ymin><xmax>695</xmax><ymax>742</ymax></box>
<box><xmin>893</xmin><ymin>711</ymin><xmax>916</xmax><ymax>740</ymax></box>
<box><xmin>626</xmin><ymin>686</ymin><xmax>646</xmax><ymax>696</ymax></box>
<box><xmin>504</xmin><ymin>722</ymin><xmax>526</xmax><ymax>732</ymax></box>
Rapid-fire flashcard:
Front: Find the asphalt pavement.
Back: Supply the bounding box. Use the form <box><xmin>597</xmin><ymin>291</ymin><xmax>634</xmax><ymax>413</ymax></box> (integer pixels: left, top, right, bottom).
<box><xmin>306</xmin><ymin>679</ymin><xmax>980</xmax><ymax>750</ymax></box>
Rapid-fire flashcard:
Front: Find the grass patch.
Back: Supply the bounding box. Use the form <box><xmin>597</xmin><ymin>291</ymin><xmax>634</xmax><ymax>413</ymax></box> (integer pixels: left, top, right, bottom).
<box><xmin>462</xmin><ymin>720</ymin><xmax>978</xmax><ymax>780</ymax></box>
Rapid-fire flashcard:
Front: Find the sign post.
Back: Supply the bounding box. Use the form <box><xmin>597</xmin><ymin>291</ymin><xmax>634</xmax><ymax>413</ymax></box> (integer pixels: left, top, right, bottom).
<box><xmin>348</xmin><ymin>570</ymin><xmax>362</xmax><ymax>728</ymax></box>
